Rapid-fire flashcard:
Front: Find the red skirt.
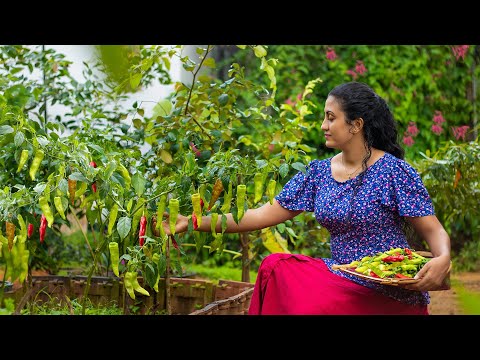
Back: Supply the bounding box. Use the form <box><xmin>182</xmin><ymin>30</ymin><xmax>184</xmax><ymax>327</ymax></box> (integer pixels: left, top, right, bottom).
<box><xmin>248</xmin><ymin>253</ymin><xmax>428</xmax><ymax>315</ymax></box>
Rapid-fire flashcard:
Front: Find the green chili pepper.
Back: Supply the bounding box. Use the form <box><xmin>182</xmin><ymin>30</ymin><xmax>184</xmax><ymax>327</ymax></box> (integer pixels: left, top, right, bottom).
<box><xmin>117</xmin><ymin>163</ymin><xmax>131</xmax><ymax>189</ymax></box>
<box><xmin>267</xmin><ymin>179</ymin><xmax>276</xmax><ymax>205</ymax></box>
<box><xmin>236</xmin><ymin>184</ymin><xmax>247</xmax><ymax>221</ymax></box>
<box><xmin>129</xmin><ymin>271</ymin><xmax>150</xmax><ymax>296</ymax></box>
<box><xmin>108</xmin><ymin>242</ymin><xmax>120</xmax><ymax>277</ymax></box>
<box><xmin>18</xmin><ymin>250</ymin><xmax>29</xmax><ymax>283</ymax></box>
<box><xmin>169</xmin><ymin>198</ymin><xmax>179</xmax><ymax>235</ymax></box>
<box><xmin>152</xmin><ymin>253</ymin><xmax>161</xmax><ymax>292</ymax></box>
<box><xmin>253</xmin><ymin>172</ymin><xmax>264</xmax><ymax>204</ymax></box>
<box><xmin>131</xmin><ymin>198</ymin><xmax>145</xmax><ymax>236</ymax></box>
<box><xmin>191</xmin><ymin>193</ymin><xmax>202</xmax><ymax>227</ymax></box>
<box><xmin>220</xmin><ymin>182</ymin><xmax>233</xmax><ymax>213</ymax></box>
<box><xmin>75</xmin><ymin>182</ymin><xmax>88</xmax><ymax>198</ymax></box>
<box><xmin>210</xmin><ymin>212</ymin><xmax>218</xmax><ymax>236</ymax></box>
<box><xmin>108</xmin><ymin>203</ymin><xmax>119</xmax><ymax>236</ymax></box>
<box><xmin>29</xmin><ymin>149</ymin><xmax>44</xmax><ymax>181</ymax></box>
<box><xmin>16</xmin><ymin>149</ymin><xmax>29</xmax><ymax>173</ymax></box>
<box><xmin>155</xmin><ymin>195</ymin><xmax>167</xmax><ymax>238</ymax></box>
<box><xmin>17</xmin><ymin>214</ymin><xmax>27</xmax><ymax>244</ymax></box>
<box><xmin>54</xmin><ymin>196</ymin><xmax>66</xmax><ymax>220</ymax></box>
<box><xmin>38</xmin><ymin>196</ymin><xmax>54</xmax><ymax>228</ymax></box>
<box><xmin>124</xmin><ymin>271</ymin><xmax>136</xmax><ymax>299</ymax></box>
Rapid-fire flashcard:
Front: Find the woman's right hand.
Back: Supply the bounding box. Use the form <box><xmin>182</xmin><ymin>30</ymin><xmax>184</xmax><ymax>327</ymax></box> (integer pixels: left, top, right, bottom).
<box><xmin>162</xmin><ymin>212</ymin><xmax>189</xmax><ymax>235</ymax></box>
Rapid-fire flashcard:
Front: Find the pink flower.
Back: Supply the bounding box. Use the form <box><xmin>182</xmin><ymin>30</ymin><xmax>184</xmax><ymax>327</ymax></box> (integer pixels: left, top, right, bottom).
<box><xmin>452</xmin><ymin>45</ymin><xmax>469</xmax><ymax>60</ymax></box>
<box><xmin>406</xmin><ymin>122</ymin><xmax>419</xmax><ymax>136</ymax></box>
<box><xmin>296</xmin><ymin>93</ymin><xmax>302</xmax><ymax>101</ymax></box>
<box><xmin>451</xmin><ymin>125</ymin><xmax>470</xmax><ymax>140</ymax></box>
<box><xmin>433</xmin><ymin>111</ymin><xmax>445</xmax><ymax>125</ymax></box>
<box><xmin>285</xmin><ymin>98</ymin><xmax>295</xmax><ymax>106</ymax></box>
<box><xmin>346</xmin><ymin>69</ymin><xmax>358</xmax><ymax>80</ymax></box>
<box><xmin>326</xmin><ymin>47</ymin><xmax>337</xmax><ymax>61</ymax></box>
<box><xmin>355</xmin><ymin>60</ymin><xmax>367</xmax><ymax>75</ymax></box>
<box><xmin>403</xmin><ymin>136</ymin><xmax>414</xmax><ymax>146</ymax></box>
<box><xmin>431</xmin><ymin>124</ymin><xmax>443</xmax><ymax>135</ymax></box>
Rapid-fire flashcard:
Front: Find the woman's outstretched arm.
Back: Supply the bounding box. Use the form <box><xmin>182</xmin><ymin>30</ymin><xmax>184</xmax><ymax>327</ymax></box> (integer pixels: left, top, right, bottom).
<box><xmin>164</xmin><ymin>199</ymin><xmax>303</xmax><ymax>235</ymax></box>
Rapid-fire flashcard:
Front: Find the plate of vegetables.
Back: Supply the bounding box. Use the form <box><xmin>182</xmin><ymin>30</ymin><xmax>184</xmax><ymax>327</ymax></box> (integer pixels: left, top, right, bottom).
<box><xmin>332</xmin><ymin>248</ymin><xmax>434</xmax><ymax>286</ymax></box>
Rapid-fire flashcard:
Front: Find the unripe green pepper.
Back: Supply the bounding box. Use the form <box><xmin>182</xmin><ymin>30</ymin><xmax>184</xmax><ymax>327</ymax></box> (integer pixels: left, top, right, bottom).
<box><xmin>124</xmin><ymin>271</ymin><xmax>136</xmax><ymax>299</ymax></box>
<box><xmin>253</xmin><ymin>172</ymin><xmax>264</xmax><ymax>204</ymax></box>
<box><xmin>117</xmin><ymin>163</ymin><xmax>131</xmax><ymax>189</ymax></box>
<box><xmin>108</xmin><ymin>242</ymin><xmax>120</xmax><ymax>277</ymax></box>
<box><xmin>220</xmin><ymin>182</ymin><xmax>233</xmax><ymax>213</ymax></box>
<box><xmin>191</xmin><ymin>193</ymin><xmax>202</xmax><ymax>227</ymax></box>
<box><xmin>267</xmin><ymin>179</ymin><xmax>276</xmax><ymax>205</ymax></box>
<box><xmin>54</xmin><ymin>196</ymin><xmax>66</xmax><ymax>220</ymax></box>
<box><xmin>16</xmin><ymin>149</ymin><xmax>29</xmax><ymax>173</ymax></box>
<box><xmin>152</xmin><ymin>253</ymin><xmax>161</xmax><ymax>292</ymax></box>
<box><xmin>129</xmin><ymin>271</ymin><xmax>150</xmax><ymax>296</ymax></box>
<box><xmin>29</xmin><ymin>149</ymin><xmax>45</xmax><ymax>181</ymax></box>
<box><xmin>236</xmin><ymin>184</ymin><xmax>247</xmax><ymax>221</ymax></box>
<box><xmin>210</xmin><ymin>212</ymin><xmax>218</xmax><ymax>236</ymax></box>
<box><xmin>155</xmin><ymin>195</ymin><xmax>167</xmax><ymax>238</ymax></box>
<box><xmin>39</xmin><ymin>196</ymin><xmax>54</xmax><ymax>228</ymax></box>
<box><xmin>108</xmin><ymin>203</ymin><xmax>119</xmax><ymax>236</ymax></box>
<box><xmin>169</xmin><ymin>198</ymin><xmax>179</xmax><ymax>235</ymax></box>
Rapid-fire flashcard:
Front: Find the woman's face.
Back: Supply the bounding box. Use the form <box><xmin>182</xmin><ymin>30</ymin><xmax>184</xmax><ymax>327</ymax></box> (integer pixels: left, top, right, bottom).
<box><xmin>321</xmin><ymin>96</ymin><xmax>356</xmax><ymax>149</ymax></box>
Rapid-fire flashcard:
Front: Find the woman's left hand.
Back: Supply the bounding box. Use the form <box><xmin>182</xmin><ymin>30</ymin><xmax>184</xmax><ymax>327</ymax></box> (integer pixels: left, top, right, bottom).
<box><xmin>401</xmin><ymin>255</ymin><xmax>451</xmax><ymax>291</ymax></box>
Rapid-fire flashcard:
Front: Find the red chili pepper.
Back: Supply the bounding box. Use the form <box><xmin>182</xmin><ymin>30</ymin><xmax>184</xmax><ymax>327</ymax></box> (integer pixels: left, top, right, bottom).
<box><xmin>192</xmin><ymin>212</ymin><xmax>198</xmax><ymax>230</ymax></box>
<box><xmin>39</xmin><ymin>214</ymin><xmax>47</xmax><ymax>243</ymax></box>
<box><xmin>395</xmin><ymin>273</ymin><xmax>412</xmax><ymax>279</ymax></box>
<box><xmin>90</xmin><ymin>161</ymin><xmax>97</xmax><ymax>193</ymax></box>
<box><xmin>200</xmin><ymin>199</ymin><xmax>204</xmax><ymax>209</ymax></box>
<box><xmin>404</xmin><ymin>248</ymin><xmax>413</xmax><ymax>259</ymax></box>
<box><xmin>27</xmin><ymin>223</ymin><xmax>34</xmax><ymax>238</ymax></box>
<box><xmin>370</xmin><ymin>271</ymin><xmax>380</xmax><ymax>278</ymax></box>
<box><xmin>172</xmin><ymin>237</ymin><xmax>179</xmax><ymax>249</ymax></box>
<box><xmin>138</xmin><ymin>215</ymin><xmax>147</xmax><ymax>247</ymax></box>
<box><xmin>382</xmin><ymin>255</ymin><xmax>405</xmax><ymax>262</ymax></box>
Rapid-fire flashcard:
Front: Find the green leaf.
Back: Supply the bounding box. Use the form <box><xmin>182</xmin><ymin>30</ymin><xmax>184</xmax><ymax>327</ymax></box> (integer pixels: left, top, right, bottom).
<box><xmin>255</xmin><ymin>159</ymin><xmax>268</xmax><ymax>169</ymax></box>
<box><xmin>152</xmin><ymin>100</ymin><xmax>172</xmax><ymax>118</ymax></box>
<box><xmin>291</xmin><ymin>162</ymin><xmax>306</xmax><ymax>173</ymax></box>
<box><xmin>33</xmin><ymin>183</ymin><xmax>47</xmax><ymax>194</ymax></box>
<box><xmin>279</xmin><ymin>163</ymin><xmax>289</xmax><ymax>178</ymax></box>
<box><xmin>173</xmin><ymin>259</ymin><xmax>183</xmax><ymax>277</ymax></box>
<box><xmin>129</xmin><ymin>73</ymin><xmax>142</xmax><ymax>90</ymax></box>
<box><xmin>69</xmin><ymin>172</ymin><xmax>89</xmax><ymax>183</ymax></box>
<box><xmin>157</xmin><ymin>253</ymin><xmax>167</xmax><ymax>276</ymax></box>
<box><xmin>117</xmin><ymin>216</ymin><xmax>132</xmax><ymax>240</ymax></box>
<box><xmin>203</xmin><ymin>57</ymin><xmax>216</xmax><ymax>68</ymax></box>
<box><xmin>276</xmin><ymin>223</ymin><xmax>286</xmax><ymax>233</ymax></box>
<box><xmin>104</xmin><ymin>161</ymin><xmax>117</xmax><ymax>179</ymax></box>
<box><xmin>253</xmin><ymin>45</ymin><xmax>267</xmax><ymax>57</ymax></box>
<box><xmin>286</xmin><ymin>227</ymin><xmax>298</xmax><ymax>238</ymax></box>
<box><xmin>236</xmin><ymin>45</ymin><xmax>247</xmax><ymax>49</ymax></box>
<box><xmin>132</xmin><ymin>172</ymin><xmax>146</xmax><ymax>197</ymax></box>
<box><xmin>218</xmin><ymin>94</ymin><xmax>229</xmax><ymax>106</ymax></box>
<box><xmin>0</xmin><ymin>126</ymin><xmax>14</xmax><ymax>135</ymax></box>
<box><xmin>88</xmin><ymin>144</ymin><xmax>105</xmax><ymax>156</ymax></box>
<box><xmin>14</xmin><ymin>132</ymin><xmax>24</xmax><ymax>147</ymax></box>
<box><xmin>145</xmin><ymin>263</ymin><xmax>157</xmax><ymax>289</ymax></box>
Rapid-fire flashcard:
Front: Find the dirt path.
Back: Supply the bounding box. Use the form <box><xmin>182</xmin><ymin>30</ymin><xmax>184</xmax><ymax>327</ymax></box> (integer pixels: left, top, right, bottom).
<box><xmin>428</xmin><ymin>272</ymin><xmax>480</xmax><ymax>315</ymax></box>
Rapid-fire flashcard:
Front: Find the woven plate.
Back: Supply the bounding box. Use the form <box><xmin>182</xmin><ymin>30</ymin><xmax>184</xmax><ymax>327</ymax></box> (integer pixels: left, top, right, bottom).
<box><xmin>331</xmin><ymin>251</ymin><xmax>452</xmax><ymax>290</ymax></box>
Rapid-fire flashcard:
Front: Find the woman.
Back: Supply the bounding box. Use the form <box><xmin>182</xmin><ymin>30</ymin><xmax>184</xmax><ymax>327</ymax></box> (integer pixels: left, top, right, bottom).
<box><xmin>165</xmin><ymin>82</ymin><xmax>451</xmax><ymax>315</ymax></box>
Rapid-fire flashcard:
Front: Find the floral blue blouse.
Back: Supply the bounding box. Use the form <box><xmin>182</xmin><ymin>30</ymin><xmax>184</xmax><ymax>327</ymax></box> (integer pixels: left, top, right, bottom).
<box><xmin>275</xmin><ymin>152</ymin><xmax>434</xmax><ymax>307</ymax></box>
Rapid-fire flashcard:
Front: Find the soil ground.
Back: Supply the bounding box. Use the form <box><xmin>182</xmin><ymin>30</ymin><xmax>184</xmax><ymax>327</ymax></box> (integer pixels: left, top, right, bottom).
<box><xmin>2</xmin><ymin>270</ymin><xmax>479</xmax><ymax>315</ymax></box>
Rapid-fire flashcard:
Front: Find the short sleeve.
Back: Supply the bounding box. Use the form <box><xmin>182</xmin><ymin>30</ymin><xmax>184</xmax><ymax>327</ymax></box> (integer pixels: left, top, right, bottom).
<box><xmin>275</xmin><ymin>160</ymin><xmax>320</xmax><ymax>212</ymax></box>
<box><xmin>382</xmin><ymin>159</ymin><xmax>434</xmax><ymax>217</ymax></box>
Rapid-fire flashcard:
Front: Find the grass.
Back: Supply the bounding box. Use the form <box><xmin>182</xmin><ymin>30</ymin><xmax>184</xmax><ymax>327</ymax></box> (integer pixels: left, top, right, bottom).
<box><xmin>185</xmin><ymin>263</ymin><xmax>257</xmax><ymax>284</ymax></box>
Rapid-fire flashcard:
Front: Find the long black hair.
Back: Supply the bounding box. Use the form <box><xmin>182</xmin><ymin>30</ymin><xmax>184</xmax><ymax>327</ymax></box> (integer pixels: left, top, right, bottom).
<box><xmin>328</xmin><ymin>82</ymin><xmax>413</xmax><ymax>238</ymax></box>
<box><xmin>328</xmin><ymin>81</ymin><xmax>404</xmax><ymax>169</ymax></box>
